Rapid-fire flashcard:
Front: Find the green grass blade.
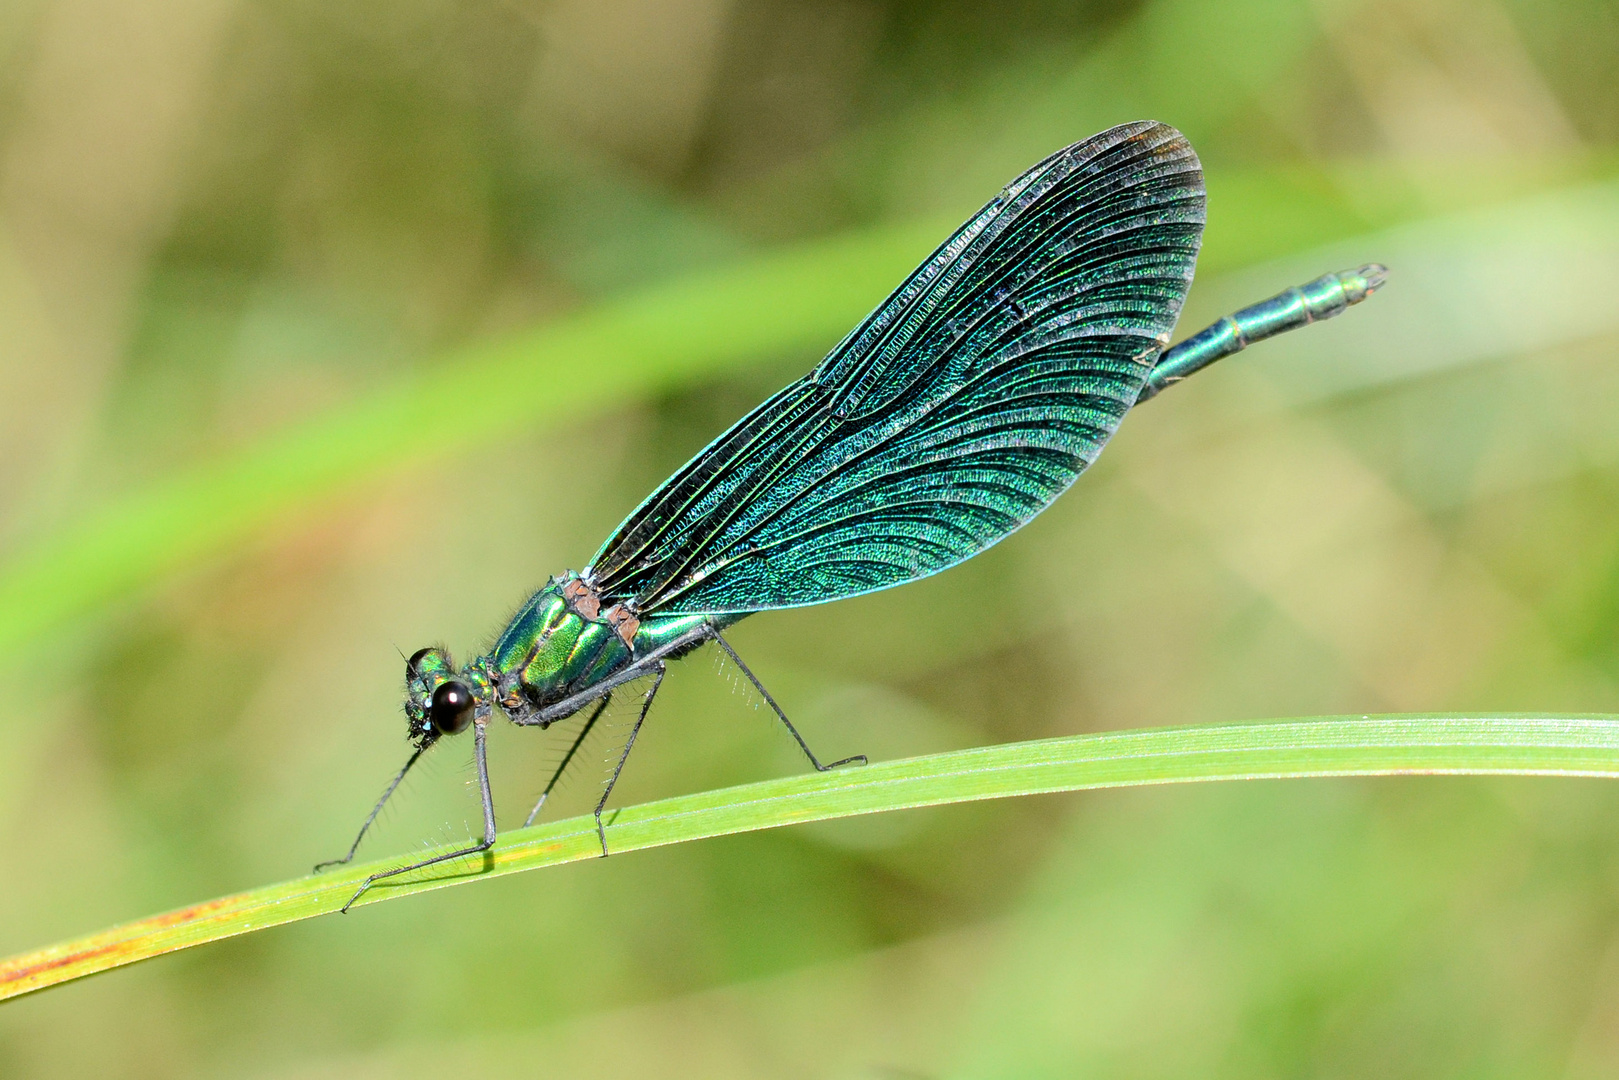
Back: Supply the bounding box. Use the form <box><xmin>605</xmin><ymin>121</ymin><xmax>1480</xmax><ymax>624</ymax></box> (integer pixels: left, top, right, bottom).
<box><xmin>0</xmin><ymin>219</ymin><xmax>949</xmax><ymax>660</ymax></box>
<box><xmin>5</xmin><ymin>713</ymin><xmax>1616</xmax><ymax>1003</ymax></box>
<box><xmin>5</xmin><ymin>158</ymin><xmax>1613</xmax><ymax>669</ymax></box>
<box><xmin>0</xmin><ymin>157</ymin><xmax>1446</xmax><ymax>664</ymax></box>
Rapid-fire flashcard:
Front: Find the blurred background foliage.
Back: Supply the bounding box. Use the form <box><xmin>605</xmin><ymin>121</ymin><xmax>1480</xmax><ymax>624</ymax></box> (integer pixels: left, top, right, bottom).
<box><xmin>4</xmin><ymin>0</ymin><xmax>1619</xmax><ymax>1075</ymax></box>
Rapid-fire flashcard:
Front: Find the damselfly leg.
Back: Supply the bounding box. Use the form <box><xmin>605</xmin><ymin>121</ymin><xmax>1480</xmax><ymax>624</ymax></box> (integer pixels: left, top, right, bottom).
<box><xmin>524</xmin><ymin>694</ymin><xmax>613</xmax><ymax>828</ymax></box>
<box><xmin>339</xmin><ymin>720</ymin><xmax>497</xmax><ymax>913</ymax></box>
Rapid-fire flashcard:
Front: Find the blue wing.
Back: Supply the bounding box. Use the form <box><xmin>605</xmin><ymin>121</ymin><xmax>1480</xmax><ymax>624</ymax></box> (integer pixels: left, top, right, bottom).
<box><xmin>588</xmin><ymin>120</ymin><xmax>1205</xmax><ymax>615</ymax></box>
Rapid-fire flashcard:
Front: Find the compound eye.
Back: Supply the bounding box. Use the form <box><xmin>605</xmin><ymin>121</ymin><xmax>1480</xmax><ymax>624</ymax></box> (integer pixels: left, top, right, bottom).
<box><xmin>408</xmin><ymin>647</ymin><xmax>435</xmax><ymax>672</ymax></box>
<box><xmin>428</xmin><ymin>680</ymin><xmax>476</xmax><ymax>735</ymax></box>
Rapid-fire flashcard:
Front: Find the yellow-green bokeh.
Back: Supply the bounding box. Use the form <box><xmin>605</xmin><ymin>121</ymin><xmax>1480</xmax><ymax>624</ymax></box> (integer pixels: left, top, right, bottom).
<box><xmin>4</xmin><ymin>0</ymin><xmax>1619</xmax><ymax>1076</ymax></box>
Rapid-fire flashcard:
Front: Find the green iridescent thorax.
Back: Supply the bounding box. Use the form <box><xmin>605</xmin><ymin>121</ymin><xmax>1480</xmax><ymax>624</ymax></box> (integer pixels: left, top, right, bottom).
<box><xmin>477</xmin><ymin>572</ymin><xmax>721</xmax><ymax>726</ymax></box>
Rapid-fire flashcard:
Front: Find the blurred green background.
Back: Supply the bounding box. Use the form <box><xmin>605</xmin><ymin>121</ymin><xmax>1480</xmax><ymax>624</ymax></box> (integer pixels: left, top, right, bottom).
<box><xmin>5</xmin><ymin>0</ymin><xmax>1619</xmax><ymax>1075</ymax></box>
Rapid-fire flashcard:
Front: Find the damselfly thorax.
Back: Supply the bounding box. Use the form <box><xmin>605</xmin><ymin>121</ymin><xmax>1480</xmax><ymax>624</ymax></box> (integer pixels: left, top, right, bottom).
<box><xmin>476</xmin><ymin>572</ymin><xmax>729</xmax><ymax>729</ymax></box>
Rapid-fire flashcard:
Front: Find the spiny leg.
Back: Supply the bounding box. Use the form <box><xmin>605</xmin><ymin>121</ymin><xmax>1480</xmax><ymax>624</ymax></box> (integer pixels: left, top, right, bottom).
<box><xmin>710</xmin><ymin>628</ymin><xmax>866</xmax><ymax>772</ymax></box>
<box><xmin>524</xmin><ymin>693</ymin><xmax>612</xmax><ymax>828</ymax></box>
<box><xmin>315</xmin><ymin>746</ymin><xmax>425</xmax><ymax>872</ymax></box>
<box><xmin>594</xmin><ymin>663</ymin><xmax>665</xmax><ymax>857</ymax></box>
<box><xmin>339</xmin><ymin>720</ymin><xmax>498</xmax><ymax>914</ymax></box>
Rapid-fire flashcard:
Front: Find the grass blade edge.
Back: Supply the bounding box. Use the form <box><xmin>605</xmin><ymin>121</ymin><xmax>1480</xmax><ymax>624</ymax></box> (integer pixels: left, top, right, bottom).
<box><xmin>3</xmin><ymin>713</ymin><xmax>1615</xmax><ymax>1003</ymax></box>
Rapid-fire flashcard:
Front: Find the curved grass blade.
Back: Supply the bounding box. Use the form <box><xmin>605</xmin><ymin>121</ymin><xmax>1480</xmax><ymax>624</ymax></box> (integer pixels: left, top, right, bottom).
<box><xmin>0</xmin><ymin>219</ymin><xmax>949</xmax><ymax>662</ymax></box>
<box><xmin>0</xmin><ymin>156</ymin><xmax>1467</xmax><ymax>671</ymax></box>
<box><xmin>5</xmin><ymin>713</ymin><xmax>1618</xmax><ymax>1003</ymax></box>
<box><xmin>11</xmin><ymin>152</ymin><xmax>1550</xmax><ymax>671</ymax></box>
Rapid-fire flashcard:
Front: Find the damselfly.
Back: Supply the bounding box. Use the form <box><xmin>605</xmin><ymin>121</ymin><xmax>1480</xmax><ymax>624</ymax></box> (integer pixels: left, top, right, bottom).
<box><xmin>319</xmin><ymin>121</ymin><xmax>1386</xmax><ymax>910</ymax></box>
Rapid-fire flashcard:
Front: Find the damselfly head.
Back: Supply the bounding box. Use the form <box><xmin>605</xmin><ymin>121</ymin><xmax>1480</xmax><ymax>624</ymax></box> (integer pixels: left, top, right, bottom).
<box><xmin>404</xmin><ymin>647</ymin><xmax>479</xmax><ymax>749</ymax></box>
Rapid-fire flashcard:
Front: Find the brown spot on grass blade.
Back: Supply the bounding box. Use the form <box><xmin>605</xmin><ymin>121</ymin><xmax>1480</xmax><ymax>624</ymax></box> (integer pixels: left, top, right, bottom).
<box><xmin>0</xmin><ymin>942</ymin><xmax>124</xmax><ymax>991</ymax></box>
<box><xmin>0</xmin><ymin>892</ymin><xmax>270</xmax><ymax>998</ymax></box>
<box><xmin>147</xmin><ymin>895</ymin><xmax>238</xmax><ymax>928</ymax></box>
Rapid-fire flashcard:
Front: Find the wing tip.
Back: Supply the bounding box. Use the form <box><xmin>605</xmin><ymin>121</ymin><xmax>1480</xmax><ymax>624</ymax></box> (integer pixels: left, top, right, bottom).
<box><xmin>1041</xmin><ymin>121</ymin><xmax>1205</xmax><ymax>214</ymax></box>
